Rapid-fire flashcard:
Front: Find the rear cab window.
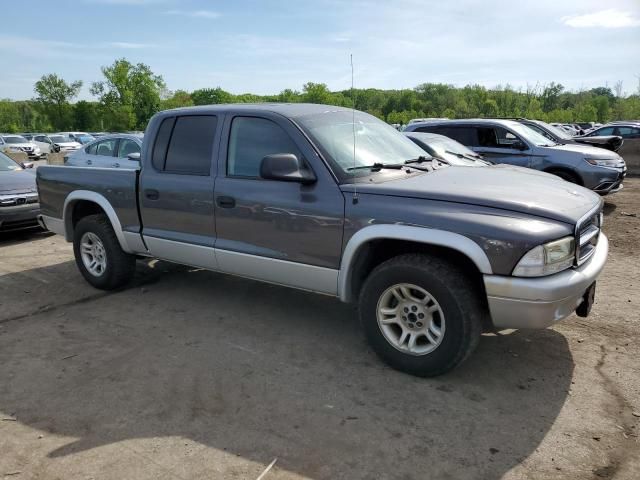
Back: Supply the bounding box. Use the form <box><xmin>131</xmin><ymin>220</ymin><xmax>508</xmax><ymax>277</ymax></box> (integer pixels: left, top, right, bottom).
<box><xmin>152</xmin><ymin>115</ymin><xmax>217</xmax><ymax>175</ymax></box>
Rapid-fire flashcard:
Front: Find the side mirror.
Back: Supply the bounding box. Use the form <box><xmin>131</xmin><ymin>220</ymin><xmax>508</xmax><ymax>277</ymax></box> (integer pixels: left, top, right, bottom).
<box><xmin>513</xmin><ymin>140</ymin><xmax>528</xmax><ymax>151</ymax></box>
<box><xmin>127</xmin><ymin>152</ymin><xmax>141</xmax><ymax>161</ymax></box>
<box><xmin>260</xmin><ymin>154</ymin><xmax>316</xmax><ymax>184</ymax></box>
<box><xmin>21</xmin><ymin>162</ymin><xmax>34</xmax><ymax>169</ymax></box>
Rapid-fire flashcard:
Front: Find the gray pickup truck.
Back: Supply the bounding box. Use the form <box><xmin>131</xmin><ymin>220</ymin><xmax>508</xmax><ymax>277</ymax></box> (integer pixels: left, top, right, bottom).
<box><xmin>37</xmin><ymin>104</ymin><xmax>609</xmax><ymax>377</ymax></box>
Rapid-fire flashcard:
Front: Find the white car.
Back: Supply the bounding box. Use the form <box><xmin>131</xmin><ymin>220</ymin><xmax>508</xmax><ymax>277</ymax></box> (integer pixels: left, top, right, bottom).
<box><xmin>57</xmin><ymin>131</ymin><xmax>95</xmax><ymax>145</ymax></box>
<box><xmin>0</xmin><ymin>134</ymin><xmax>43</xmax><ymax>159</ymax></box>
<box><xmin>32</xmin><ymin>134</ymin><xmax>82</xmax><ymax>155</ymax></box>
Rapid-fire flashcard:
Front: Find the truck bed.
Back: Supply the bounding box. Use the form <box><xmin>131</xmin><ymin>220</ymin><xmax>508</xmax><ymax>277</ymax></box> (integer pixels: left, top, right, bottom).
<box><xmin>36</xmin><ymin>166</ymin><xmax>141</xmax><ymax>235</ymax></box>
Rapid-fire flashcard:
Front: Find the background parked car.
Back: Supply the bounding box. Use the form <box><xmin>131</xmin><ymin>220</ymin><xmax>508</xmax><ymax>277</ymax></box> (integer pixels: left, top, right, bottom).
<box><xmin>65</xmin><ymin>133</ymin><xmax>142</xmax><ymax>169</ymax></box>
<box><xmin>404</xmin><ymin>119</ymin><xmax>626</xmax><ymax>194</ymax></box>
<box><xmin>32</xmin><ymin>134</ymin><xmax>81</xmax><ymax>155</ymax></box>
<box><xmin>57</xmin><ymin>131</ymin><xmax>95</xmax><ymax>145</ymax></box>
<box><xmin>515</xmin><ymin>119</ymin><xmax>623</xmax><ymax>152</ymax></box>
<box><xmin>0</xmin><ymin>134</ymin><xmax>43</xmax><ymax>159</ymax></box>
<box><xmin>404</xmin><ymin>132</ymin><xmax>491</xmax><ymax>166</ymax></box>
<box><xmin>0</xmin><ymin>151</ymin><xmax>40</xmax><ymax>232</ymax></box>
<box><xmin>585</xmin><ymin>123</ymin><xmax>640</xmax><ymax>140</ymax></box>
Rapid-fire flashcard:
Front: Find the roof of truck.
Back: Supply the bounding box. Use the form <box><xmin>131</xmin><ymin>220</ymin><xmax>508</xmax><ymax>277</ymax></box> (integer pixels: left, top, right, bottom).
<box><xmin>162</xmin><ymin>103</ymin><xmax>354</xmax><ymax>118</ymax></box>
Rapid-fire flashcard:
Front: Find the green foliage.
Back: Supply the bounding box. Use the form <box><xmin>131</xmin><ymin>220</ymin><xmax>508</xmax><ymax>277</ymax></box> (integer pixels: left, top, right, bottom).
<box><xmin>34</xmin><ymin>74</ymin><xmax>82</xmax><ymax>130</ymax></box>
<box><xmin>161</xmin><ymin>90</ymin><xmax>194</xmax><ymax>110</ymax></box>
<box><xmin>3</xmin><ymin>58</ymin><xmax>640</xmax><ymax>133</ymax></box>
<box><xmin>191</xmin><ymin>87</ymin><xmax>234</xmax><ymax>105</ymax></box>
<box><xmin>91</xmin><ymin>58</ymin><xmax>165</xmax><ymax>130</ymax></box>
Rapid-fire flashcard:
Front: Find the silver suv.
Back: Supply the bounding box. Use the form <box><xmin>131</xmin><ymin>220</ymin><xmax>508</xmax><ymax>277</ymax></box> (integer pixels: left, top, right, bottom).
<box><xmin>404</xmin><ymin>119</ymin><xmax>626</xmax><ymax>194</ymax></box>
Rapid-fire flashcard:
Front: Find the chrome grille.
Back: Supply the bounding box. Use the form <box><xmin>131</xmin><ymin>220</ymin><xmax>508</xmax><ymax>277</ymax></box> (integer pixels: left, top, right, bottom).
<box><xmin>575</xmin><ymin>207</ymin><xmax>602</xmax><ymax>266</ymax></box>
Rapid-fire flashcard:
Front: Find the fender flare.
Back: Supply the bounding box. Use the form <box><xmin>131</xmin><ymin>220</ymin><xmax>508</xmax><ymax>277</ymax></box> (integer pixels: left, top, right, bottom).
<box><xmin>63</xmin><ymin>190</ymin><xmax>132</xmax><ymax>253</ymax></box>
<box><xmin>338</xmin><ymin>225</ymin><xmax>493</xmax><ymax>302</ymax></box>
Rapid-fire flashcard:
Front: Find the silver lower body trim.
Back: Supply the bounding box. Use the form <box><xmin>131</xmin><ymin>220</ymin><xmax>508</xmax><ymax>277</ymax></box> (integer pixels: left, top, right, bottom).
<box><xmin>484</xmin><ymin>233</ymin><xmax>608</xmax><ymax>329</ymax></box>
<box><xmin>144</xmin><ymin>236</ymin><xmax>218</xmax><ymax>270</ymax></box>
<box><xmin>38</xmin><ymin>214</ymin><xmax>65</xmax><ymax>236</ymax></box>
<box><xmin>216</xmin><ymin>249</ymin><xmax>338</xmax><ymax>296</ymax></box>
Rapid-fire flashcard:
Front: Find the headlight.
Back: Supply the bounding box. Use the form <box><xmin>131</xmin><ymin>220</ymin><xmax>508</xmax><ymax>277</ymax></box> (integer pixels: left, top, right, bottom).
<box><xmin>513</xmin><ymin>236</ymin><xmax>575</xmax><ymax>277</ymax></box>
<box><xmin>585</xmin><ymin>157</ymin><xmax>621</xmax><ymax>167</ymax></box>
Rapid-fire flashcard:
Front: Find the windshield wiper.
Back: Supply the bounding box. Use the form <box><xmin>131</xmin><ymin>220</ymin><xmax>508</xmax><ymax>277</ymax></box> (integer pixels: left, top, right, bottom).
<box><xmin>348</xmin><ymin>160</ymin><xmax>432</xmax><ymax>172</ymax></box>
<box><xmin>403</xmin><ymin>155</ymin><xmax>431</xmax><ymax>165</ymax></box>
<box><xmin>445</xmin><ymin>149</ymin><xmax>482</xmax><ymax>161</ymax></box>
<box><xmin>347</xmin><ymin>162</ymin><xmax>404</xmax><ymax>172</ymax></box>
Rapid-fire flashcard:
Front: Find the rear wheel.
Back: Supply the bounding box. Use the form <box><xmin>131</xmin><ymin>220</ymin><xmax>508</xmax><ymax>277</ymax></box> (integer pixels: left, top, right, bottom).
<box><xmin>359</xmin><ymin>254</ymin><xmax>483</xmax><ymax>377</ymax></box>
<box><xmin>73</xmin><ymin>214</ymin><xmax>136</xmax><ymax>290</ymax></box>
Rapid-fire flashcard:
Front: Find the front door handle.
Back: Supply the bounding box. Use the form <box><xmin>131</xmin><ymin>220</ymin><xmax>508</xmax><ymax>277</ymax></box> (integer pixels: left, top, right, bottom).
<box><xmin>112</xmin><ymin>162</ymin><xmax>120</xmax><ymax>168</ymax></box>
<box><xmin>145</xmin><ymin>189</ymin><xmax>160</xmax><ymax>200</ymax></box>
<box><xmin>216</xmin><ymin>196</ymin><xmax>235</xmax><ymax>208</ymax></box>
<box><xmin>87</xmin><ymin>159</ymin><xmax>92</xmax><ymax>165</ymax></box>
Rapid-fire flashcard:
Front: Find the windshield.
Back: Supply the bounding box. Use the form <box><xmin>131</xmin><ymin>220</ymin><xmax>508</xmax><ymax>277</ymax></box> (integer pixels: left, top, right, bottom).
<box><xmin>507</xmin><ymin>122</ymin><xmax>558</xmax><ymax>147</ymax></box>
<box><xmin>539</xmin><ymin>121</ymin><xmax>572</xmax><ymax>140</ymax></box>
<box><xmin>296</xmin><ymin>111</ymin><xmax>429</xmax><ymax>178</ymax></box>
<box><xmin>3</xmin><ymin>136</ymin><xmax>28</xmax><ymax>144</ymax></box>
<box><xmin>76</xmin><ymin>135</ymin><xmax>95</xmax><ymax>144</ymax></box>
<box><xmin>426</xmin><ymin>136</ymin><xmax>481</xmax><ymax>162</ymax></box>
<box><xmin>0</xmin><ymin>152</ymin><xmax>21</xmax><ymax>171</ymax></box>
<box><xmin>49</xmin><ymin>135</ymin><xmax>69</xmax><ymax>143</ymax></box>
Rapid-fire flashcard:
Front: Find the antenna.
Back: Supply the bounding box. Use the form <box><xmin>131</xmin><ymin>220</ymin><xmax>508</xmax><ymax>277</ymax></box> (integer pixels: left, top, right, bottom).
<box><xmin>351</xmin><ymin>53</ymin><xmax>358</xmax><ymax>205</ymax></box>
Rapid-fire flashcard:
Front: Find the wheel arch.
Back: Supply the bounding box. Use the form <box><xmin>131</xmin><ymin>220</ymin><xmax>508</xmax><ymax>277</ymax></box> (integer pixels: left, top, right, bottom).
<box><xmin>338</xmin><ymin>225</ymin><xmax>493</xmax><ymax>303</ymax></box>
<box><xmin>543</xmin><ymin>166</ymin><xmax>583</xmax><ymax>185</ymax></box>
<box><xmin>63</xmin><ymin>191</ymin><xmax>132</xmax><ymax>253</ymax></box>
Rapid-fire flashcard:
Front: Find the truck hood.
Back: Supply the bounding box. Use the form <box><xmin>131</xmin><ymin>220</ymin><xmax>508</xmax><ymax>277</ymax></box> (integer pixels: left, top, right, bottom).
<box><xmin>341</xmin><ymin>165</ymin><xmax>601</xmax><ymax>224</ymax></box>
<box><xmin>0</xmin><ymin>169</ymin><xmax>37</xmax><ymax>193</ymax></box>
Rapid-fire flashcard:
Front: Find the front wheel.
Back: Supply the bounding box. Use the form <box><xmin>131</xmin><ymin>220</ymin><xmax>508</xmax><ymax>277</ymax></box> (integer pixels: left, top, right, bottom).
<box><xmin>359</xmin><ymin>254</ymin><xmax>483</xmax><ymax>377</ymax></box>
<box><xmin>73</xmin><ymin>214</ymin><xmax>136</xmax><ymax>290</ymax></box>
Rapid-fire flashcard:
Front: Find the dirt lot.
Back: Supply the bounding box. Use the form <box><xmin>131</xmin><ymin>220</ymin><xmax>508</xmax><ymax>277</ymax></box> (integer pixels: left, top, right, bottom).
<box><xmin>1</xmin><ymin>180</ymin><xmax>639</xmax><ymax>480</ymax></box>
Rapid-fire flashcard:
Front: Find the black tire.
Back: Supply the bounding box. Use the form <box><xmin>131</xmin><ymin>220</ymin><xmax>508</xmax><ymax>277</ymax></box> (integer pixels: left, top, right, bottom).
<box><xmin>549</xmin><ymin>169</ymin><xmax>580</xmax><ymax>184</ymax></box>
<box><xmin>359</xmin><ymin>254</ymin><xmax>483</xmax><ymax>377</ymax></box>
<box><xmin>73</xmin><ymin>214</ymin><xmax>136</xmax><ymax>290</ymax></box>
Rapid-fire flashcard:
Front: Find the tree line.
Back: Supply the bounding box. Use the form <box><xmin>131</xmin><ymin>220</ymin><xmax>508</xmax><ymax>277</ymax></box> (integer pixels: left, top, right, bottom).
<box><xmin>1</xmin><ymin>57</ymin><xmax>639</xmax><ymax>133</ymax></box>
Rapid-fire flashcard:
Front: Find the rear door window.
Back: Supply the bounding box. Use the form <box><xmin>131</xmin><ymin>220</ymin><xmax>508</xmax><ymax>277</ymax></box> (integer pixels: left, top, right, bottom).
<box><xmin>438</xmin><ymin>126</ymin><xmax>478</xmax><ymax>146</ymax></box>
<box><xmin>615</xmin><ymin>126</ymin><xmax>640</xmax><ymax>138</ymax></box>
<box><xmin>161</xmin><ymin>115</ymin><xmax>217</xmax><ymax>175</ymax></box>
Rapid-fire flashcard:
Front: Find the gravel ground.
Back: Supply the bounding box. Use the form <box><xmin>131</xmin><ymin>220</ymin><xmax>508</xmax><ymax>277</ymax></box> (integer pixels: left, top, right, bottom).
<box><xmin>0</xmin><ymin>179</ymin><xmax>638</xmax><ymax>480</ymax></box>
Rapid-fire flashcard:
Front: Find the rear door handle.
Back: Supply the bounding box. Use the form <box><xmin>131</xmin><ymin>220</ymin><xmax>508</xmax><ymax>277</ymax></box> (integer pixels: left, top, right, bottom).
<box><xmin>145</xmin><ymin>189</ymin><xmax>160</xmax><ymax>200</ymax></box>
<box><xmin>216</xmin><ymin>196</ymin><xmax>235</xmax><ymax>208</ymax></box>
<box><xmin>112</xmin><ymin>162</ymin><xmax>120</xmax><ymax>168</ymax></box>
<box><xmin>87</xmin><ymin>159</ymin><xmax>92</xmax><ymax>165</ymax></box>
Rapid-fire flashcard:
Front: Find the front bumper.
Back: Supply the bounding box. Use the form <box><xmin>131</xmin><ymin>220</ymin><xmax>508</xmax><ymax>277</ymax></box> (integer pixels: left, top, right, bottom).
<box><xmin>484</xmin><ymin>233</ymin><xmax>609</xmax><ymax>329</ymax></box>
<box><xmin>0</xmin><ymin>204</ymin><xmax>41</xmax><ymax>232</ymax></box>
<box><xmin>588</xmin><ymin>166</ymin><xmax>626</xmax><ymax>195</ymax></box>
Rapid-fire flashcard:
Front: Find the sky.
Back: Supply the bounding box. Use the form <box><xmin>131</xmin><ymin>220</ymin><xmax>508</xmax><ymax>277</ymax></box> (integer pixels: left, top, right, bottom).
<box><xmin>1</xmin><ymin>0</ymin><xmax>639</xmax><ymax>100</ymax></box>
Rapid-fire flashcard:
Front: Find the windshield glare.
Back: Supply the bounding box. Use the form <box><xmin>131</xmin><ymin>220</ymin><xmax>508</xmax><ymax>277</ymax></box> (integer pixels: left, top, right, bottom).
<box><xmin>539</xmin><ymin>121</ymin><xmax>572</xmax><ymax>140</ymax></box>
<box><xmin>507</xmin><ymin>122</ymin><xmax>556</xmax><ymax>146</ymax></box>
<box><xmin>429</xmin><ymin>136</ymin><xmax>478</xmax><ymax>159</ymax></box>
<box><xmin>49</xmin><ymin>135</ymin><xmax>69</xmax><ymax>143</ymax></box>
<box><xmin>3</xmin><ymin>136</ymin><xmax>28</xmax><ymax>144</ymax></box>
<box><xmin>0</xmin><ymin>152</ymin><xmax>21</xmax><ymax>171</ymax></box>
<box><xmin>297</xmin><ymin>111</ymin><xmax>429</xmax><ymax>176</ymax></box>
